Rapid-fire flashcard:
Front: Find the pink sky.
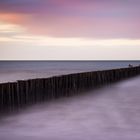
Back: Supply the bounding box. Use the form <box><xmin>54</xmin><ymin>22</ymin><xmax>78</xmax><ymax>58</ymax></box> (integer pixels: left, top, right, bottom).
<box><xmin>0</xmin><ymin>0</ymin><xmax>140</xmax><ymax>38</ymax></box>
<box><xmin>0</xmin><ymin>0</ymin><xmax>140</xmax><ymax>59</ymax></box>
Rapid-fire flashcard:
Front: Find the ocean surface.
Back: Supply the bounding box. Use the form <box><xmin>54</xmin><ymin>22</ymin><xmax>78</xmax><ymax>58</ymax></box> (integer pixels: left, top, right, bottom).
<box><xmin>0</xmin><ymin>61</ymin><xmax>140</xmax><ymax>140</ymax></box>
<box><xmin>0</xmin><ymin>76</ymin><xmax>140</xmax><ymax>140</ymax></box>
<box><xmin>0</xmin><ymin>61</ymin><xmax>139</xmax><ymax>83</ymax></box>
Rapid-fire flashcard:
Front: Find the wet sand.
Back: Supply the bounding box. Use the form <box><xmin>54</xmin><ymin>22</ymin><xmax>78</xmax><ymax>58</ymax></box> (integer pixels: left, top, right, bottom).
<box><xmin>0</xmin><ymin>76</ymin><xmax>140</xmax><ymax>140</ymax></box>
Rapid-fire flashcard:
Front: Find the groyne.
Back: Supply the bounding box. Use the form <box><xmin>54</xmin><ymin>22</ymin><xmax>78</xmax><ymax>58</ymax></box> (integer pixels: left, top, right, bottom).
<box><xmin>0</xmin><ymin>66</ymin><xmax>140</xmax><ymax>112</ymax></box>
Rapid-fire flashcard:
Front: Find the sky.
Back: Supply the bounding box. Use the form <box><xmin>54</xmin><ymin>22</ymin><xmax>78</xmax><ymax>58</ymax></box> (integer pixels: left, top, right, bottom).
<box><xmin>0</xmin><ymin>0</ymin><xmax>140</xmax><ymax>60</ymax></box>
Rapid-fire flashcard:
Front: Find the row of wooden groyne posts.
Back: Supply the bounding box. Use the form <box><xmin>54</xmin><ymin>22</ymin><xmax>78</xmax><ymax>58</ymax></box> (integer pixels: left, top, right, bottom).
<box><xmin>0</xmin><ymin>66</ymin><xmax>140</xmax><ymax>112</ymax></box>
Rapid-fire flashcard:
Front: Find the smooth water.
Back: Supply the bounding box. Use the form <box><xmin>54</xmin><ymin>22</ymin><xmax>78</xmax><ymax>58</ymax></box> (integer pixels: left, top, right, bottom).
<box><xmin>0</xmin><ymin>76</ymin><xmax>140</xmax><ymax>140</ymax></box>
<box><xmin>0</xmin><ymin>61</ymin><xmax>139</xmax><ymax>83</ymax></box>
<box><xmin>0</xmin><ymin>61</ymin><xmax>140</xmax><ymax>140</ymax></box>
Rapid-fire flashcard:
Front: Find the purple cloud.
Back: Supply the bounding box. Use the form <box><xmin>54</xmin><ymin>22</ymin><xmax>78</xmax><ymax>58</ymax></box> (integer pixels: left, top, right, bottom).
<box><xmin>0</xmin><ymin>0</ymin><xmax>140</xmax><ymax>38</ymax></box>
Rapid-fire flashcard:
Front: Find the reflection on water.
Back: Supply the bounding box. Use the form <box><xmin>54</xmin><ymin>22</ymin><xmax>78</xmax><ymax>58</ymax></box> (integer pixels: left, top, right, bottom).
<box><xmin>0</xmin><ymin>77</ymin><xmax>140</xmax><ymax>140</ymax></box>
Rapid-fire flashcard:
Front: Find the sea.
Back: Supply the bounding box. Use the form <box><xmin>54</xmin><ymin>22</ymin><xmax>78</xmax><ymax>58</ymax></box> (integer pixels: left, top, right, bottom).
<box><xmin>0</xmin><ymin>61</ymin><xmax>139</xmax><ymax>83</ymax></box>
<box><xmin>0</xmin><ymin>61</ymin><xmax>140</xmax><ymax>140</ymax></box>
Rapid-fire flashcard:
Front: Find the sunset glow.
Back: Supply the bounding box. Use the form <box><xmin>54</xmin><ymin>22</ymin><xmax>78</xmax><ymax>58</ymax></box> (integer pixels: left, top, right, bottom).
<box><xmin>0</xmin><ymin>0</ymin><xmax>140</xmax><ymax>59</ymax></box>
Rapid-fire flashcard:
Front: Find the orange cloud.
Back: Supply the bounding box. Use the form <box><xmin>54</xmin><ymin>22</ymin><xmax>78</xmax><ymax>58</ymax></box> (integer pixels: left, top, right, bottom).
<box><xmin>0</xmin><ymin>13</ymin><xmax>27</xmax><ymax>24</ymax></box>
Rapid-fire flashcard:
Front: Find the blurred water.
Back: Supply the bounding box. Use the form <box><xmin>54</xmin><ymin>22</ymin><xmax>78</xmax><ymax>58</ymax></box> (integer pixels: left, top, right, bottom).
<box><xmin>0</xmin><ymin>61</ymin><xmax>139</xmax><ymax>83</ymax></box>
<box><xmin>0</xmin><ymin>76</ymin><xmax>140</xmax><ymax>140</ymax></box>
